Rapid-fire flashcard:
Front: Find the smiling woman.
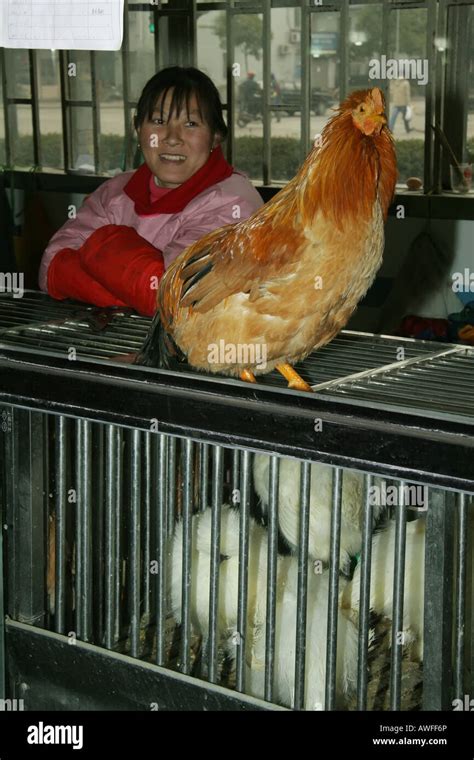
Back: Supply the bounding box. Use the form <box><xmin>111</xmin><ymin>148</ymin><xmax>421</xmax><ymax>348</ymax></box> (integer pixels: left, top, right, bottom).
<box><xmin>38</xmin><ymin>67</ymin><xmax>263</xmax><ymax>316</ymax></box>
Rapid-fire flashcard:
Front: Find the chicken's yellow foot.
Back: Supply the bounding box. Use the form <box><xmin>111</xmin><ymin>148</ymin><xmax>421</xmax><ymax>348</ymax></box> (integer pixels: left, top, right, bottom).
<box><xmin>240</xmin><ymin>369</ymin><xmax>257</xmax><ymax>383</ymax></box>
<box><xmin>276</xmin><ymin>363</ymin><xmax>313</xmax><ymax>392</ymax></box>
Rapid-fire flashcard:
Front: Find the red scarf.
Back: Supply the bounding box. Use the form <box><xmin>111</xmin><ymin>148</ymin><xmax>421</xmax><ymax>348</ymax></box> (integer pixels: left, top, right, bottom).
<box><xmin>124</xmin><ymin>145</ymin><xmax>234</xmax><ymax>216</ymax></box>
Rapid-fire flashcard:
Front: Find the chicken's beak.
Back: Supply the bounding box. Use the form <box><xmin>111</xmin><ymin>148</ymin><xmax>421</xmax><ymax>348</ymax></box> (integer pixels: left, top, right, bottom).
<box><xmin>372</xmin><ymin>113</ymin><xmax>387</xmax><ymax>126</ymax></box>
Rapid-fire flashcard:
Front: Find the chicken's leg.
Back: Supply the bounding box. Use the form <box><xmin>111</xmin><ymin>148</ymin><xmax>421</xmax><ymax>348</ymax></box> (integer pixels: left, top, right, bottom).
<box><xmin>240</xmin><ymin>369</ymin><xmax>257</xmax><ymax>383</ymax></box>
<box><xmin>276</xmin><ymin>363</ymin><xmax>313</xmax><ymax>392</ymax></box>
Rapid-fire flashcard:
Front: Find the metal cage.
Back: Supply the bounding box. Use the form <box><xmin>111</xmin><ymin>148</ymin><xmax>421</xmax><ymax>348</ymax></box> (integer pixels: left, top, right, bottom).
<box><xmin>0</xmin><ymin>293</ymin><xmax>473</xmax><ymax>711</ymax></box>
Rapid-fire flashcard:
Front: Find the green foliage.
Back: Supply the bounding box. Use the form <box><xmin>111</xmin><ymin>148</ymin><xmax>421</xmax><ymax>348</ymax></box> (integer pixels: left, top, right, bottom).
<box><xmin>0</xmin><ymin>133</ymin><xmax>452</xmax><ymax>186</ymax></box>
<box><xmin>234</xmin><ymin>136</ymin><xmax>425</xmax><ymax>183</ymax></box>
<box><xmin>213</xmin><ymin>14</ymin><xmax>265</xmax><ymax>62</ymax></box>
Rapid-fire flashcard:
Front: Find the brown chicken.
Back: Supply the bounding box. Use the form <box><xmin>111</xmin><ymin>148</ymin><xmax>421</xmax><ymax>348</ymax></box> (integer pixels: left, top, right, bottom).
<box><xmin>137</xmin><ymin>87</ymin><xmax>397</xmax><ymax>391</ymax></box>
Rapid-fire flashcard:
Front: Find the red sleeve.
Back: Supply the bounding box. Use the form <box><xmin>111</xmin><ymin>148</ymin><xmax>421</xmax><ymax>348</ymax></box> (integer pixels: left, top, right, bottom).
<box><xmin>47</xmin><ymin>248</ymin><xmax>128</xmax><ymax>308</ymax></box>
<box><xmin>79</xmin><ymin>225</ymin><xmax>165</xmax><ymax>317</ymax></box>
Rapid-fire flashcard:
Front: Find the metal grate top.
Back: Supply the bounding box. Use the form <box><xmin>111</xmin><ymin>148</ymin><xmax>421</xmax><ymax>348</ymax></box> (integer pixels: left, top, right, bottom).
<box><xmin>0</xmin><ymin>291</ymin><xmax>473</xmax><ymax>424</ymax></box>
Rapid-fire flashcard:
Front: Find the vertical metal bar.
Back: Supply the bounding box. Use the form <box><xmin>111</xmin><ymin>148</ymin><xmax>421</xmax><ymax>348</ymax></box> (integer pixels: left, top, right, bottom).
<box><xmin>454</xmin><ymin>492</ymin><xmax>468</xmax><ymax>699</ymax></box>
<box><xmin>142</xmin><ymin>433</ymin><xmax>152</xmax><ymax>623</ymax></box>
<box><xmin>76</xmin><ymin>419</ymin><xmax>92</xmax><ymax>642</ymax></box>
<box><xmin>92</xmin><ymin>425</ymin><xmax>105</xmax><ymax>645</ymax></box>
<box><xmin>423</xmin><ymin>0</ymin><xmax>438</xmax><ymax>193</ymax></box>
<box><xmin>226</xmin><ymin>0</ymin><xmax>235</xmax><ymax>165</ymax></box>
<box><xmin>28</xmin><ymin>50</ymin><xmax>41</xmax><ymax>167</ymax></box>
<box><xmin>381</xmin><ymin>0</ymin><xmax>390</xmax><ymax>105</ymax></box>
<box><xmin>54</xmin><ymin>416</ymin><xmax>69</xmax><ymax>635</ymax></box>
<box><xmin>90</xmin><ymin>51</ymin><xmax>101</xmax><ymax>174</ymax></box>
<box><xmin>294</xmin><ymin>460</ymin><xmax>311</xmax><ymax>710</ymax></box>
<box><xmin>58</xmin><ymin>51</ymin><xmax>70</xmax><ymax>171</ymax></box>
<box><xmin>300</xmin><ymin>0</ymin><xmax>310</xmax><ymax>160</ymax></box>
<box><xmin>121</xmin><ymin>8</ymin><xmax>132</xmax><ymax>171</ymax></box>
<box><xmin>235</xmin><ymin>448</ymin><xmax>251</xmax><ymax>692</ymax></box>
<box><xmin>199</xmin><ymin>442</ymin><xmax>209</xmax><ymax>512</ymax></box>
<box><xmin>389</xmin><ymin>483</ymin><xmax>407</xmax><ymax>711</ymax></box>
<box><xmin>262</xmin><ymin>0</ymin><xmax>271</xmax><ymax>184</ymax></box>
<box><xmin>190</xmin><ymin>0</ymin><xmax>197</xmax><ymax>67</ymax></box>
<box><xmin>325</xmin><ymin>466</ymin><xmax>342</xmax><ymax>711</ymax></box>
<box><xmin>180</xmin><ymin>437</ymin><xmax>194</xmax><ymax>675</ymax></box>
<box><xmin>129</xmin><ymin>429</ymin><xmax>141</xmax><ymax>658</ymax></box>
<box><xmin>113</xmin><ymin>428</ymin><xmax>123</xmax><ymax>643</ymax></box>
<box><xmin>422</xmin><ymin>488</ymin><xmax>455</xmax><ymax>710</ymax></box>
<box><xmin>0</xmin><ymin>49</ymin><xmax>12</xmax><ymax>165</ymax></box>
<box><xmin>0</xmin><ymin>479</ymin><xmax>5</xmax><ymax>700</ymax></box>
<box><xmin>264</xmin><ymin>454</ymin><xmax>279</xmax><ymax>703</ymax></box>
<box><xmin>167</xmin><ymin>436</ymin><xmax>177</xmax><ymax>534</ymax></box>
<box><xmin>433</xmin><ymin>0</ymin><xmax>448</xmax><ymax>193</ymax></box>
<box><xmin>231</xmin><ymin>448</ymin><xmax>240</xmax><ymax>508</ymax></box>
<box><xmin>339</xmin><ymin>0</ymin><xmax>349</xmax><ymax>102</ymax></box>
<box><xmin>356</xmin><ymin>473</ymin><xmax>373</xmax><ymax>711</ymax></box>
<box><xmin>208</xmin><ymin>445</ymin><xmax>224</xmax><ymax>684</ymax></box>
<box><xmin>5</xmin><ymin>409</ymin><xmax>45</xmax><ymax>626</ymax></box>
<box><xmin>156</xmin><ymin>433</ymin><xmax>167</xmax><ymax>666</ymax></box>
<box><xmin>105</xmin><ymin>424</ymin><xmax>121</xmax><ymax>650</ymax></box>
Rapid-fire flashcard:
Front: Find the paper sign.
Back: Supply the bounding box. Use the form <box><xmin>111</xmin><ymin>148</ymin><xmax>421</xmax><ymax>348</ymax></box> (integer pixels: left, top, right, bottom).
<box><xmin>0</xmin><ymin>0</ymin><xmax>124</xmax><ymax>50</ymax></box>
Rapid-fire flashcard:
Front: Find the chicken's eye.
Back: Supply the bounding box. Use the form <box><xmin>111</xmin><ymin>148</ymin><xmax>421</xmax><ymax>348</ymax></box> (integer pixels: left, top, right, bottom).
<box><xmin>359</xmin><ymin>105</ymin><xmax>366</xmax><ymax>113</ymax></box>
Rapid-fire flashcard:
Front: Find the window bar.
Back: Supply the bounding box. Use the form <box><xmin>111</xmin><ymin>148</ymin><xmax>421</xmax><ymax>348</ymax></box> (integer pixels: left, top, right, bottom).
<box><xmin>235</xmin><ymin>448</ymin><xmax>252</xmax><ymax>692</ymax></box>
<box><xmin>339</xmin><ymin>0</ymin><xmax>349</xmax><ymax>101</ymax></box>
<box><xmin>423</xmin><ymin>0</ymin><xmax>438</xmax><ymax>193</ymax></box>
<box><xmin>180</xmin><ymin>437</ymin><xmax>194</xmax><ymax>675</ymax></box>
<box><xmin>325</xmin><ymin>466</ymin><xmax>342</xmax><ymax>711</ymax></box>
<box><xmin>90</xmin><ymin>52</ymin><xmax>101</xmax><ymax>174</ymax></box>
<box><xmin>54</xmin><ymin>415</ymin><xmax>69</xmax><ymax>635</ymax></box>
<box><xmin>263</xmin><ymin>0</ymin><xmax>271</xmax><ymax>184</ymax></box>
<box><xmin>129</xmin><ymin>428</ymin><xmax>142</xmax><ymax>658</ymax></box>
<box><xmin>226</xmin><ymin>0</ymin><xmax>236</xmax><ymax>166</ymax></box>
<box><xmin>0</xmin><ymin>49</ymin><xmax>12</xmax><ymax>165</ymax></box>
<box><xmin>28</xmin><ymin>50</ymin><xmax>42</xmax><ymax>168</ymax></box>
<box><xmin>433</xmin><ymin>0</ymin><xmax>449</xmax><ymax>193</ymax></box>
<box><xmin>356</xmin><ymin>473</ymin><xmax>373</xmax><ymax>711</ymax></box>
<box><xmin>454</xmin><ymin>492</ymin><xmax>468</xmax><ymax>699</ymax></box>
<box><xmin>59</xmin><ymin>51</ymin><xmax>71</xmax><ymax>172</ymax></box>
<box><xmin>142</xmin><ymin>432</ymin><xmax>152</xmax><ymax>623</ymax></box>
<box><xmin>389</xmin><ymin>485</ymin><xmax>407</xmax><ymax>711</ymax></box>
<box><xmin>121</xmin><ymin>8</ymin><xmax>132</xmax><ymax>171</ymax></box>
<box><xmin>208</xmin><ymin>445</ymin><xmax>224</xmax><ymax>684</ymax></box>
<box><xmin>76</xmin><ymin>419</ymin><xmax>93</xmax><ymax>643</ymax></box>
<box><xmin>300</xmin><ymin>0</ymin><xmax>311</xmax><ymax>161</ymax></box>
<box><xmin>156</xmin><ymin>433</ymin><xmax>168</xmax><ymax>666</ymax></box>
<box><xmin>153</xmin><ymin>3</ymin><xmax>160</xmax><ymax>71</ymax></box>
<box><xmin>294</xmin><ymin>460</ymin><xmax>311</xmax><ymax>710</ymax></box>
<box><xmin>264</xmin><ymin>454</ymin><xmax>279</xmax><ymax>703</ymax></box>
<box><xmin>191</xmin><ymin>0</ymin><xmax>198</xmax><ymax>67</ymax></box>
<box><xmin>104</xmin><ymin>424</ymin><xmax>122</xmax><ymax>650</ymax></box>
<box><xmin>381</xmin><ymin>0</ymin><xmax>391</xmax><ymax>106</ymax></box>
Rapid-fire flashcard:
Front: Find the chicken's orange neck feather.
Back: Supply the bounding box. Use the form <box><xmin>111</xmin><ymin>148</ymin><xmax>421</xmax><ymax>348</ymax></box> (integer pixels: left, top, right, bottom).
<box><xmin>298</xmin><ymin>110</ymin><xmax>397</xmax><ymax>230</ymax></box>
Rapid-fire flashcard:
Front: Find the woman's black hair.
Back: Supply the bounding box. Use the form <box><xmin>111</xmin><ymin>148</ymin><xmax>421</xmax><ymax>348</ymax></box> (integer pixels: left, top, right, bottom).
<box><xmin>134</xmin><ymin>66</ymin><xmax>228</xmax><ymax>141</ymax></box>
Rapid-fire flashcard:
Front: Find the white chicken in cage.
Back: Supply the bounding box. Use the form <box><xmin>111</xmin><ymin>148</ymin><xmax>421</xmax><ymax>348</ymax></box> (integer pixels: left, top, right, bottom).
<box><xmin>244</xmin><ymin>561</ymin><xmax>359</xmax><ymax>710</ymax></box>
<box><xmin>253</xmin><ymin>454</ymin><xmax>384</xmax><ymax>573</ymax></box>
<box><xmin>169</xmin><ymin>504</ymin><xmax>268</xmax><ymax>646</ymax></box>
<box><xmin>170</xmin><ymin>503</ymin><xmax>359</xmax><ymax>709</ymax></box>
<box><xmin>341</xmin><ymin>517</ymin><xmax>426</xmax><ymax>661</ymax></box>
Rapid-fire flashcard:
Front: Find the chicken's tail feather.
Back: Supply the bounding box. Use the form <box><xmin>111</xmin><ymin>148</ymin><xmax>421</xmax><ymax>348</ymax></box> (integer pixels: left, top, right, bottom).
<box><xmin>134</xmin><ymin>313</ymin><xmax>189</xmax><ymax>370</ymax></box>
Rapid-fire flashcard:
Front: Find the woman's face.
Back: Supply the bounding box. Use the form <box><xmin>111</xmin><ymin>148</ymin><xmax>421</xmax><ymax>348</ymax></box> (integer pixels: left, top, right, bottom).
<box><xmin>137</xmin><ymin>89</ymin><xmax>220</xmax><ymax>188</ymax></box>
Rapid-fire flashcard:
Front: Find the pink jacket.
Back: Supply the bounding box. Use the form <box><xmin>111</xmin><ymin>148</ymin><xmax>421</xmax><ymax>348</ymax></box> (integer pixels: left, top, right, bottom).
<box><xmin>39</xmin><ymin>169</ymin><xmax>263</xmax><ymax>292</ymax></box>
